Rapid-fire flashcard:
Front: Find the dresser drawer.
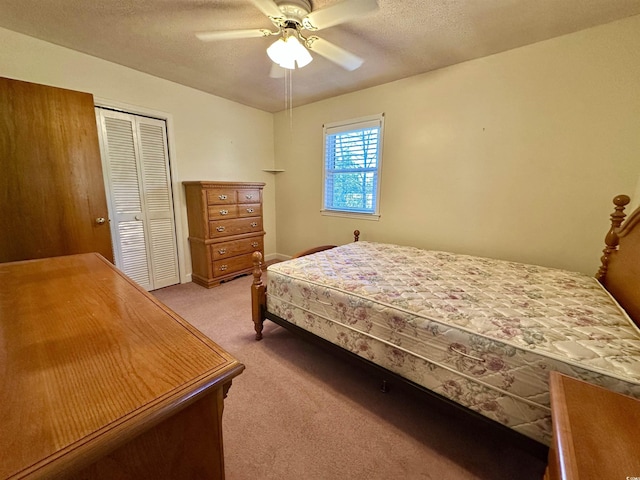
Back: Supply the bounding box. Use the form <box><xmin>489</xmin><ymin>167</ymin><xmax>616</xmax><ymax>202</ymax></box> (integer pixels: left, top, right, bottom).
<box><xmin>208</xmin><ymin>217</ymin><xmax>263</xmax><ymax>238</ymax></box>
<box><xmin>238</xmin><ymin>204</ymin><xmax>261</xmax><ymax>218</ymax></box>
<box><xmin>208</xmin><ymin>205</ymin><xmax>238</xmax><ymax>220</ymax></box>
<box><xmin>213</xmin><ymin>253</ymin><xmax>255</xmax><ymax>278</ymax></box>
<box><xmin>237</xmin><ymin>189</ymin><xmax>261</xmax><ymax>204</ymax></box>
<box><xmin>211</xmin><ymin>237</ymin><xmax>263</xmax><ymax>260</ymax></box>
<box><xmin>206</xmin><ymin>189</ymin><xmax>237</xmax><ymax>205</ymax></box>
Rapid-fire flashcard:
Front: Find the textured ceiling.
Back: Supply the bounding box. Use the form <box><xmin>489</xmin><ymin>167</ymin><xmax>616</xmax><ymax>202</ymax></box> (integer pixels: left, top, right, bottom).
<box><xmin>1</xmin><ymin>0</ymin><xmax>639</xmax><ymax>112</ymax></box>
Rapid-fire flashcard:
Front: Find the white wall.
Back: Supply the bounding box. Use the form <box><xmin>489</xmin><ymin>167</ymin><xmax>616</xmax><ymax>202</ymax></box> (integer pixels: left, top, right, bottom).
<box><xmin>0</xmin><ymin>27</ymin><xmax>276</xmax><ymax>282</ymax></box>
<box><xmin>273</xmin><ymin>15</ymin><xmax>640</xmax><ymax>275</ymax></box>
<box><xmin>3</xmin><ymin>15</ymin><xmax>640</xmax><ymax>279</ymax></box>
<box><xmin>634</xmin><ymin>176</ymin><xmax>640</xmax><ymax>212</ymax></box>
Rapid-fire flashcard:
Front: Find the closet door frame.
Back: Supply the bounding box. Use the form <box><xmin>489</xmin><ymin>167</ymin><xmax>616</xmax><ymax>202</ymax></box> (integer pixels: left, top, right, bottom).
<box><xmin>94</xmin><ymin>98</ymin><xmax>187</xmax><ymax>285</ymax></box>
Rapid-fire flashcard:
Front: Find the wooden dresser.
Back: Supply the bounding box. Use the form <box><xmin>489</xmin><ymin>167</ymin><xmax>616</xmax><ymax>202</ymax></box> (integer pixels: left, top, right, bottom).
<box><xmin>184</xmin><ymin>181</ymin><xmax>265</xmax><ymax>288</ymax></box>
<box><xmin>545</xmin><ymin>371</ymin><xmax>640</xmax><ymax>480</ymax></box>
<box><xmin>0</xmin><ymin>253</ymin><xmax>244</xmax><ymax>480</ymax></box>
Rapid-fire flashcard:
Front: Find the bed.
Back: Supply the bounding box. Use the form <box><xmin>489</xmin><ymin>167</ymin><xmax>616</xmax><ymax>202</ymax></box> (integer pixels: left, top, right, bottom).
<box><xmin>250</xmin><ymin>194</ymin><xmax>640</xmax><ymax>447</ymax></box>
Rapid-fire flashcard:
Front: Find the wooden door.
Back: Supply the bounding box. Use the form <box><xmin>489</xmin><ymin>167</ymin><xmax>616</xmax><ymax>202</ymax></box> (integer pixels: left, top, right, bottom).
<box><xmin>0</xmin><ymin>77</ymin><xmax>113</xmax><ymax>262</ymax></box>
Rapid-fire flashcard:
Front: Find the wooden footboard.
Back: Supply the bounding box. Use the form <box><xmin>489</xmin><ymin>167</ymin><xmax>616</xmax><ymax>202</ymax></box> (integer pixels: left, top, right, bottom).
<box><xmin>251</xmin><ymin>230</ymin><xmax>360</xmax><ymax>340</ymax></box>
<box><xmin>251</xmin><ymin>252</ymin><xmax>266</xmax><ymax>340</ymax></box>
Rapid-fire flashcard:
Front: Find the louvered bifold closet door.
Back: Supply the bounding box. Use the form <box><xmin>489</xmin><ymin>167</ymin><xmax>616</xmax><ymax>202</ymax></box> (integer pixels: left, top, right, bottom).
<box><xmin>137</xmin><ymin>119</ymin><xmax>179</xmax><ymax>289</ymax></box>
<box><xmin>97</xmin><ymin>109</ymin><xmax>179</xmax><ymax>290</ymax></box>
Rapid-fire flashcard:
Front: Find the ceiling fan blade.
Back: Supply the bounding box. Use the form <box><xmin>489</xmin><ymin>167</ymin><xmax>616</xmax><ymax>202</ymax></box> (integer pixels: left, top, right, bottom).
<box><xmin>195</xmin><ymin>29</ymin><xmax>270</xmax><ymax>41</ymax></box>
<box><xmin>250</xmin><ymin>0</ymin><xmax>284</xmax><ymax>19</ymax></box>
<box><xmin>302</xmin><ymin>0</ymin><xmax>378</xmax><ymax>31</ymax></box>
<box><xmin>307</xmin><ymin>37</ymin><xmax>363</xmax><ymax>71</ymax></box>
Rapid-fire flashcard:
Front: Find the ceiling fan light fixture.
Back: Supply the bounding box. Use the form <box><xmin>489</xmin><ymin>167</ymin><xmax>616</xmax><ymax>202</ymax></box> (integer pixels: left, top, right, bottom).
<box><xmin>266</xmin><ymin>29</ymin><xmax>313</xmax><ymax>69</ymax></box>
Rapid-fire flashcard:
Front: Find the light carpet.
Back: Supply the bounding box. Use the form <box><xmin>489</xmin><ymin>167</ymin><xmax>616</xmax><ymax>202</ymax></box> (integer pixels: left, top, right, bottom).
<box><xmin>153</xmin><ymin>274</ymin><xmax>547</xmax><ymax>480</ymax></box>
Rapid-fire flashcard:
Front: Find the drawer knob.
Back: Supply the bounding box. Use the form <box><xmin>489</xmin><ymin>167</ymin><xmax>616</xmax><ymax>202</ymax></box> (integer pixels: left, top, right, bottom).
<box><xmin>219</xmin><ymin>194</ymin><xmax>227</xmax><ymax>200</ymax></box>
<box><xmin>245</xmin><ymin>194</ymin><xmax>253</xmax><ymax>199</ymax></box>
<box><xmin>246</xmin><ymin>208</ymin><xmax>254</xmax><ymax>213</ymax></box>
<box><xmin>218</xmin><ymin>248</ymin><xmax>227</xmax><ymax>254</ymax></box>
<box><xmin>251</xmin><ymin>242</ymin><xmax>259</xmax><ymax>248</ymax></box>
<box><xmin>220</xmin><ymin>209</ymin><xmax>228</xmax><ymax>215</ymax></box>
<box><xmin>216</xmin><ymin>226</ymin><xmax>225</xmax><ymax>232</ymax></box>
<box><xmin>250</xmin><ymin>222</ymin><xmax>258</xmax><ymax>227</ymax></box>
<box><xmin>219</xmin><ymin>265</ymin><xmax>228</xmax><ymax>271</ymax></box>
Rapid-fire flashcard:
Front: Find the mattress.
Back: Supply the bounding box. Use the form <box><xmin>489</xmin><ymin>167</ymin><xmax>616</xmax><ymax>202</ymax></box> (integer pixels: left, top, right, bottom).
<box><xmin>265</xmin><ymin>241</ymin><xmax>640</xmax><ymax>445</ymax></box>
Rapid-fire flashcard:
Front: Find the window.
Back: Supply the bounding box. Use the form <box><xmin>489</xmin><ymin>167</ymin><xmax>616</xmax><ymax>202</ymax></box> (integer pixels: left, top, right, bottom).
<box><xmin>322</xmin><ymin>114</ymin><xmax>384</xmax><ymax>219</ymax></box>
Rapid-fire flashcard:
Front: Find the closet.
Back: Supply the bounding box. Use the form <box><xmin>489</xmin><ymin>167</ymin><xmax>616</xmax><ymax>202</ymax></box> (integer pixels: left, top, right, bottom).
<box><xmin>95</xmin><ymin>108</ymin><xmax>179</xmax><ymax>291</ymax></box>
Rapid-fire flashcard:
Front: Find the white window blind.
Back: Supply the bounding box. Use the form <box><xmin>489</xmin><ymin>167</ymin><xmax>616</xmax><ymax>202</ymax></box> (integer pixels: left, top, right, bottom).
<box><xmin>322</xmin><ymin>114</ymin><xmax>384</xmax><ymax>217</ymax></box>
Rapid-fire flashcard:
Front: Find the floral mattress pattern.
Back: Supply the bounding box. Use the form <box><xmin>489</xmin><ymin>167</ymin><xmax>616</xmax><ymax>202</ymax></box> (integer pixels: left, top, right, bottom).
<box><xmin>265</xmin><ymin>241</ymin><xmax>640</xmax><ymax>445</ymax></box>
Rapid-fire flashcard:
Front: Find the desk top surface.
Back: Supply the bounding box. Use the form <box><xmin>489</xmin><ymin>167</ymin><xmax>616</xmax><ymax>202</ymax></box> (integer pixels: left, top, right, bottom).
<box><xmin>0</xmin><ymin>253</ymin><xmax>243</xmax><ymax>479</ymax></box>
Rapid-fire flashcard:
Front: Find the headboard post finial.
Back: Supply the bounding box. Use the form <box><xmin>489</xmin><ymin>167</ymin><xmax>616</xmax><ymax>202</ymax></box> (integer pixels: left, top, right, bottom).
<box><xmin>354</xmin><ymin>230</ymin><xmax>360</xmax><ymax>242</ymax></box>
<box><xmin>596</xmin><ymin>194</ymin><xmax>630</xmax><ymax>282</ymax></box>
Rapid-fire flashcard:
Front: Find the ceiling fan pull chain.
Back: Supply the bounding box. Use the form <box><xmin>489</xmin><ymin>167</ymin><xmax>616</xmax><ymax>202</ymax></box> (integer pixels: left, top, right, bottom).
<box><xmin>289</xmin><ymin>70</ymin><xmax>294</xmax><ymax>130</ymax></box>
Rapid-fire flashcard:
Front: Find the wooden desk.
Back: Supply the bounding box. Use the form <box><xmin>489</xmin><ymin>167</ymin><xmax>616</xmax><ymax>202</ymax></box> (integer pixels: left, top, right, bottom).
<box><xmin>545</xmin><ymin>371</ymin><xmax>640</xmax><ymax>480</ymax></box>
<box><xmin>0</xmin><ymin>253</ymin><xmax>244</xmax><ymax>479</ymax></box>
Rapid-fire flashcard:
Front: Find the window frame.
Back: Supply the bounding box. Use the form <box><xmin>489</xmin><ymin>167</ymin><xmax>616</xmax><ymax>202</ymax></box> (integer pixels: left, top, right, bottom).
<box><xmin>321</xmin><ymin>113</ymin><xmax>384</xmax><ymax>220</ymax></box>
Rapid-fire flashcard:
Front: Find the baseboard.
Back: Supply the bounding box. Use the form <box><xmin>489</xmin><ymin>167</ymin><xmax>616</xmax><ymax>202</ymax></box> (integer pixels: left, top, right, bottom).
<box><xmin>265</xmin><ymin>253</ymin><xmax>291</xmax><ymax>262</ymax></box>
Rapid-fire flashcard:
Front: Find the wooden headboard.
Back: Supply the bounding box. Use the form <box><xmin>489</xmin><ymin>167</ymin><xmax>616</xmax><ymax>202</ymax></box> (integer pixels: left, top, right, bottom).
<box><xmin>597</xmin><ymin>195</ymin><xmax>640</xmax><ymax>327</ymax></box>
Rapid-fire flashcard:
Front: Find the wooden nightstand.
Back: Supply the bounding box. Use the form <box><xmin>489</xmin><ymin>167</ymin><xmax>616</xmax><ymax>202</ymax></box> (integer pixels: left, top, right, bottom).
<box><xmin>545</xmin><ymin>371</ymin><xmax>640</xmax><ymax>480</ymax></box>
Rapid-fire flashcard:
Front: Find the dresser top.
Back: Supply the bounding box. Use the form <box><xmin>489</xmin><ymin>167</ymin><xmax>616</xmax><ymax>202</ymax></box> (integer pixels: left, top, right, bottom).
<box><xmin>0</xmin><ymin>253</ymin><xmax>244</xmax><ymax>479</ymax></box>
<box><xmin>182</xmin><ymin>181</ymin><xmax>265</xmax><ymax>188</ymax></box>
<box><xmin>549</xmin><ymin>371</ymin><xmax>640</xmax><ymax>479</ymax></box>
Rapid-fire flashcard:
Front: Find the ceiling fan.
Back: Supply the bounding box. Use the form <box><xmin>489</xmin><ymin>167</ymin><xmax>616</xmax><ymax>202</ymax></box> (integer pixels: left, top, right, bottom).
<box><xmin>196</xmin><ymin>0</ymin><xmax>379</xmax><ymax>71</ymax></box>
